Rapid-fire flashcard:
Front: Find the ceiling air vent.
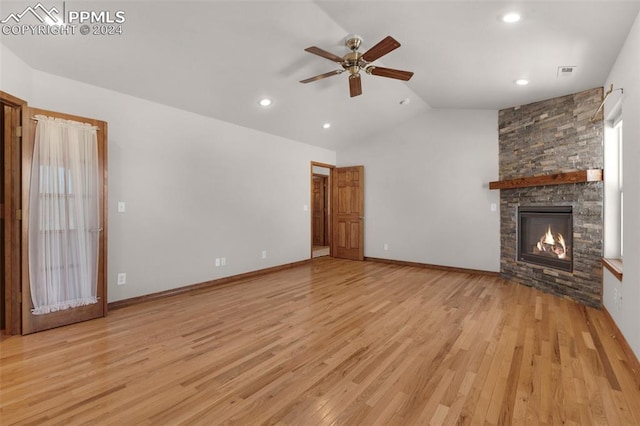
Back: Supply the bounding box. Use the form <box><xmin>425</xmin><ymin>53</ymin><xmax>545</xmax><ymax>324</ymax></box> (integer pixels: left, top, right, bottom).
<box><xmin>557</xmin><ymin>66</ymin><xmax>576</xmax><ymax>77</ymax></box>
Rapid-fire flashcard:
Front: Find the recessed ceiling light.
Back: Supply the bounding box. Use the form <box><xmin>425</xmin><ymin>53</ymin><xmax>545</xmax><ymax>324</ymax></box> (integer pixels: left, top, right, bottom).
<box><xmin>502</xmin><ymin>12</ymin><xmax>521</xmax><ymax>23</ymax></box>
<box><xmin>515</xmin><ymin>79</ymin><xmax>529</xmax><ymax>86</ymax></box>
<box><xmin>399</xmin><ymin>98</ymin><xmax>411</xmax><ymax>105</ymax></box>
<box><xmin>258</xmin><ymin>98</ymin><xmax>272</xmax><ymax>107</ymax></box>
<box><xmin>322</xmin><ymin>123</ymin><xmax>331</xmax><ymax>129</ymax></box>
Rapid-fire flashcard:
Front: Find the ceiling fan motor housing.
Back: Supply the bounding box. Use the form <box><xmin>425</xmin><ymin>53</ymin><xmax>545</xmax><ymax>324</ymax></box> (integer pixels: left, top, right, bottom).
<box><xmin>343</xmin><ymin>51</ymin><xmax>364</xmax><ymax>75</ymax></box>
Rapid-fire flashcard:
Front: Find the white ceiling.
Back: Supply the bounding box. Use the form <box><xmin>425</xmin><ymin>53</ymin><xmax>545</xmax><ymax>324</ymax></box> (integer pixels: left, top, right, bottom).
<box><xmin>1</xmin><ymin>1</ymin><xmax>639</xmax><ymax>150</ymax></box>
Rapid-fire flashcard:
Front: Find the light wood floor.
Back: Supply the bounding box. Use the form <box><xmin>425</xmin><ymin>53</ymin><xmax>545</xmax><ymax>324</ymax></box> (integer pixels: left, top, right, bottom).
<box><xmin>1</xmin><ymin>258</ymin><xmax>639</xmax><ymax>425</ymax></box>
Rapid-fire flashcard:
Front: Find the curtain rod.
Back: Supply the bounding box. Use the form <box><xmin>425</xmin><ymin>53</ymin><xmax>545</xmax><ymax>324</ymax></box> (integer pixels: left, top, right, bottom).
<box><xmin>30</xmin><ymin>116</ymin><xmax>100</xmax><ymax>130</ymax></box>
<box><xmin>590</xmin><ymin>84</ymin><xmax>623</xmax><ymax>123</ymax></box>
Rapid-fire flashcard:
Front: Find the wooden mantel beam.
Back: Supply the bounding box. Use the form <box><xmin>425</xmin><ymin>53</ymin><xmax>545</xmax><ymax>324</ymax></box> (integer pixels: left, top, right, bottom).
<box><xmin>489</xmin><ymin>169</ymin><xmax>603</xmax><ymax>190</ymax></box>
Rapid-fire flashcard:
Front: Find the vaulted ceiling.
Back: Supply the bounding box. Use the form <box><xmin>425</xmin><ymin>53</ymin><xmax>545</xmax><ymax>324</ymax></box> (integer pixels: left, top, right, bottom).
<box><xmin>2</xmin><ymin>1</ymin><xmax>639</xmax><ymax>149</ymax></box>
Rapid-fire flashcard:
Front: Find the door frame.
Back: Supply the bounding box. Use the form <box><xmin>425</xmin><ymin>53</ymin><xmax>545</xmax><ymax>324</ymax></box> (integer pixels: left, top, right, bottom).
<box><xmin>1</xmin><ymin>91</ymin><xmax>109</xmax><ymax>335</ymax></box>
<box><xmin>1</xmin><ymin>91</ymin><xmax>26</xmax><ymax>335</ymax></box>
<box><xmin>310</xmin><ymin>162</ymin><xmax>334</xmax><ymax>258</ymax></box>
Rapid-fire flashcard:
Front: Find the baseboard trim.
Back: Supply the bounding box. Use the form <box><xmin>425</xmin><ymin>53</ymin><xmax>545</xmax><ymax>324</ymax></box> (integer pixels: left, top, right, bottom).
<box><xmin>108</xmin><ymin>259</ymin><xmax>312</xmax><ymax>310</ymax></box>
<box><xmin>602</xmin><ymin>307</ymin><xmax>640</xmax><ymax>387</ymax></box>
<box><xmin>365</xmin><ymin>257</ymin><xmax>500</xmax><ymax>277</ymax></box>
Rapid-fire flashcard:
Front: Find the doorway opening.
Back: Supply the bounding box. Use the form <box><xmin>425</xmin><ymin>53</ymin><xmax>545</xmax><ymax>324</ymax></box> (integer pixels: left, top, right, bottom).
<box><xmin>310</xmin><ymin>163</ymin><xmax>365</xmax><ymax>261</ymax></box>
<box><xmin>311</xmin><ymin>162</ymin><xmax>333</xmax><ymax>258</ymax></box>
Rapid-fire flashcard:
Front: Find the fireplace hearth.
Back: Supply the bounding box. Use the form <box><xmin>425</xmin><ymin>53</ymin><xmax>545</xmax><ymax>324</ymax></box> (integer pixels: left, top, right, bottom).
<box><xmin>518</xmin><ymin>206</ymin><xmax>572</xmax><ymax>272</ymax></box>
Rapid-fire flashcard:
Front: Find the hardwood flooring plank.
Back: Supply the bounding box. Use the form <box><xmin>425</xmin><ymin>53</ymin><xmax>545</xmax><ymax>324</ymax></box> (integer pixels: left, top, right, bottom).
<box><xmin>1</xmin><ymin>257</ymin><xmax>639</xmax><ymax>425</ymax></box>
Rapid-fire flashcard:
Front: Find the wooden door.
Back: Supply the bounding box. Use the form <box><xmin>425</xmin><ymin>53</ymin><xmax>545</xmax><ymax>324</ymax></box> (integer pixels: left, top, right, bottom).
<box><xmin>21</xmin><ymin>107</ymin><xmax>108</xmax><ymax>334</ymax></box>
<box><xmin>332</xmin><ymin>166</ymin><xmax>364</xmax><ymax>260</ymax></box>
<box><xmin>312</xmin><ymin>175</ymin><xmax>327</xmax><ymax>246</ymax></box>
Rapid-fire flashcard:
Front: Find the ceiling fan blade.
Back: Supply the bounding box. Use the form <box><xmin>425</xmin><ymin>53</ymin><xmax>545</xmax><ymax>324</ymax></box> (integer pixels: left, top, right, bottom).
<box><xmin>368</xmin><ymin>66</ymin><xmax>414</xmax><ymax>81</ymax></box>
<box><xmin>349</xmin><ymin>74</ymin><xmax>362</xmax><ymax>97</ymax></box>
<box><xmin>300</xmin><ymin>70</ymin><xmax>344</xmax><ymax>83</ymax></box>
<box><xmin>304</xmin><ymin>46</ymin><xmax>344</xmax><ymax>63</ymax></box>
<box><xmin>361</xmin><ymin>36</ymin><xmax>401</xmax><ymax>62</ymax></box>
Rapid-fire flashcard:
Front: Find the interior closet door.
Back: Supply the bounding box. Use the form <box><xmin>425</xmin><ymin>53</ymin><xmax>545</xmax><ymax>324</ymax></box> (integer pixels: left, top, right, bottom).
<box><xmin>21</xmin><ymin>107</ymin><xmax>108</xmax><ymax>334</ymax></box>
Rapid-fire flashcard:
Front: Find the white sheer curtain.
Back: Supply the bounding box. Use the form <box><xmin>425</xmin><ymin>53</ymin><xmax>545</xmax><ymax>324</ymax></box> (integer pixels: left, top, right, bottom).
<box><xmin>28</xmin><ymin>114</ymin><xmax>100</xmax><ymax>315</ymax></box>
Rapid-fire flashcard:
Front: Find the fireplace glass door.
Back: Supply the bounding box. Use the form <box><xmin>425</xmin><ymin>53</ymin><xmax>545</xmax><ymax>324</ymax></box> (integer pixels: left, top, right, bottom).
<box><xmin>518</xmin><ymin>206</ymin><xmax>573</xmax><ymax>272</ymax></box>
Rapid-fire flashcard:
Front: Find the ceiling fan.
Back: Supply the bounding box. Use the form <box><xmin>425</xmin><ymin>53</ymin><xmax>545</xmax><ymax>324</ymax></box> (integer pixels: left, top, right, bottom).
<box><xmin>300</xmin><ymin>35</ymin><xmax>414</xmax><ymax>98</ymax></box>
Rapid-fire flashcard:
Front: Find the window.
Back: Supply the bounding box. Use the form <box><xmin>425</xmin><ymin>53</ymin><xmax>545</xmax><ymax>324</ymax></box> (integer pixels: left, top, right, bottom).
<box><xmin>616</xmin><ymin>120</ymin><xmax>623</xmax><ymax>258</ymax></box>
<box><xmin>604</xmin><ymin>112</ymin><xmax>623</xmax><ymax>259</ymax></box>
<box><xmin>38</xmin><ymin>165</ymin><xmax>77</xmax><ymax>231</ymax></box>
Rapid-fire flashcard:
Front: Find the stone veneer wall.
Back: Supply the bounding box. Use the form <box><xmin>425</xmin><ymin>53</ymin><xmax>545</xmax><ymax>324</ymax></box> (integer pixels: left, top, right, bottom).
<box><xmin>498</xmin><ymin>87</ymin><xmax>604</xmax><ymax>307</ymax></box>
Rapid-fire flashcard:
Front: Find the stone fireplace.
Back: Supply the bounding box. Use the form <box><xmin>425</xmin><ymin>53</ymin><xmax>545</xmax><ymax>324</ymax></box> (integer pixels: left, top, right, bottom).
<box><xmin>495</xmin><ymin>87</ymin><xmax>604</xmax><ymax>308</ymax></box>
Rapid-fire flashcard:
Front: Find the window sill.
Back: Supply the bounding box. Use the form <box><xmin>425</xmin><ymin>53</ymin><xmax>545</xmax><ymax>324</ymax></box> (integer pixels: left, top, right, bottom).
<box><xmin>602</xmin><ymin>258</ymin><xmax>623</xmax><ymax>281</ymax></box>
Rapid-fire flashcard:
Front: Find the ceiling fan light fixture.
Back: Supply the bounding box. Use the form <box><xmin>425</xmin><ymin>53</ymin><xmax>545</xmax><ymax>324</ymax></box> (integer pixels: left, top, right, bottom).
<box><xmin>345</xmin><ymin>34</ymin><xmax>363</xmax><ymax>51</ymax></box>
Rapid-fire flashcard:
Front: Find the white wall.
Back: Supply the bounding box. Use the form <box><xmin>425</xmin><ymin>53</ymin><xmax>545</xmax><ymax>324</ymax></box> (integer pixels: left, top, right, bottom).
<box><xmin>603</xmin><ymin>11</ymin><xmax>640</xmax><ymax>360</ymax></box>
<box><xmin>1</xmin><ymin>43</ymin><xmax>336</xmax><ymax>302</ymax></box>
<box><xmin>0</xmin><ymin>44</ymin><xmax>32</xmax><ymax>100</ymax></box>
<box><xmin>337</xmin><ymin>109</ymin><xmax>500</xmax><ymax>272</ymax></box>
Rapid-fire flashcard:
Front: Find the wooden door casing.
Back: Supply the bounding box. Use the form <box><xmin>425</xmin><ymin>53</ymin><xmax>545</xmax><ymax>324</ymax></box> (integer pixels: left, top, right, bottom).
<box><xmin>21</xmin><ymin>107</ymin><xmax>108</xmax><ymax>334</ymax></box>
<box><xmin>332</xmin><ymin>166</ymin><xmax>364</xmax><ymax>261</ymax></box>
<box><xmin>1</xmin><ymin>91</ymin><xmax>25</xmax><ymax>335</ymax></box>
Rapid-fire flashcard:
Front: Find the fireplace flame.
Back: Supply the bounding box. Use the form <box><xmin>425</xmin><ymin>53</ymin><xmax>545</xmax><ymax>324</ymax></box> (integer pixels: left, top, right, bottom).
<box><xmin>543</xmin><ymin>227</ymin><xmax>555</xmax><ymax>245</ymax></box>
<box><xmin>557</xmin><ymin>234</ymin><xmax>567</xmax><ymax>259</ymax></box>
<box><xmin>535</xmin><ymin>225</ymin><xmax>568</xmax><ymax>259</ymax></box>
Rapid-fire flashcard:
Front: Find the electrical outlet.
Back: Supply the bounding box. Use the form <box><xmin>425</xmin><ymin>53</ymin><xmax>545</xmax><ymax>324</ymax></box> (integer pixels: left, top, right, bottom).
<box><xmin>117</xmin><ymin>273</ymin><xmax>126</xmax><ymax>285</ymax></box>
<box><xmin>262</xmin><ymin>250</ymin><xmax>267</xmax><ymax>259</ymax></box>
<box><xmin>215</xmin><ymin>258</ymin><xmax>220</xmax><ymax>267</ymax></box>
<box><xmin>383</xmin><ymin>243</ymin><xmax>389</xmax><ymax>251</ymax></box>
<box><xmin>221</xmin><ymin>257</ymin><xmax>226</xmax><ymax>266</ymax></box>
